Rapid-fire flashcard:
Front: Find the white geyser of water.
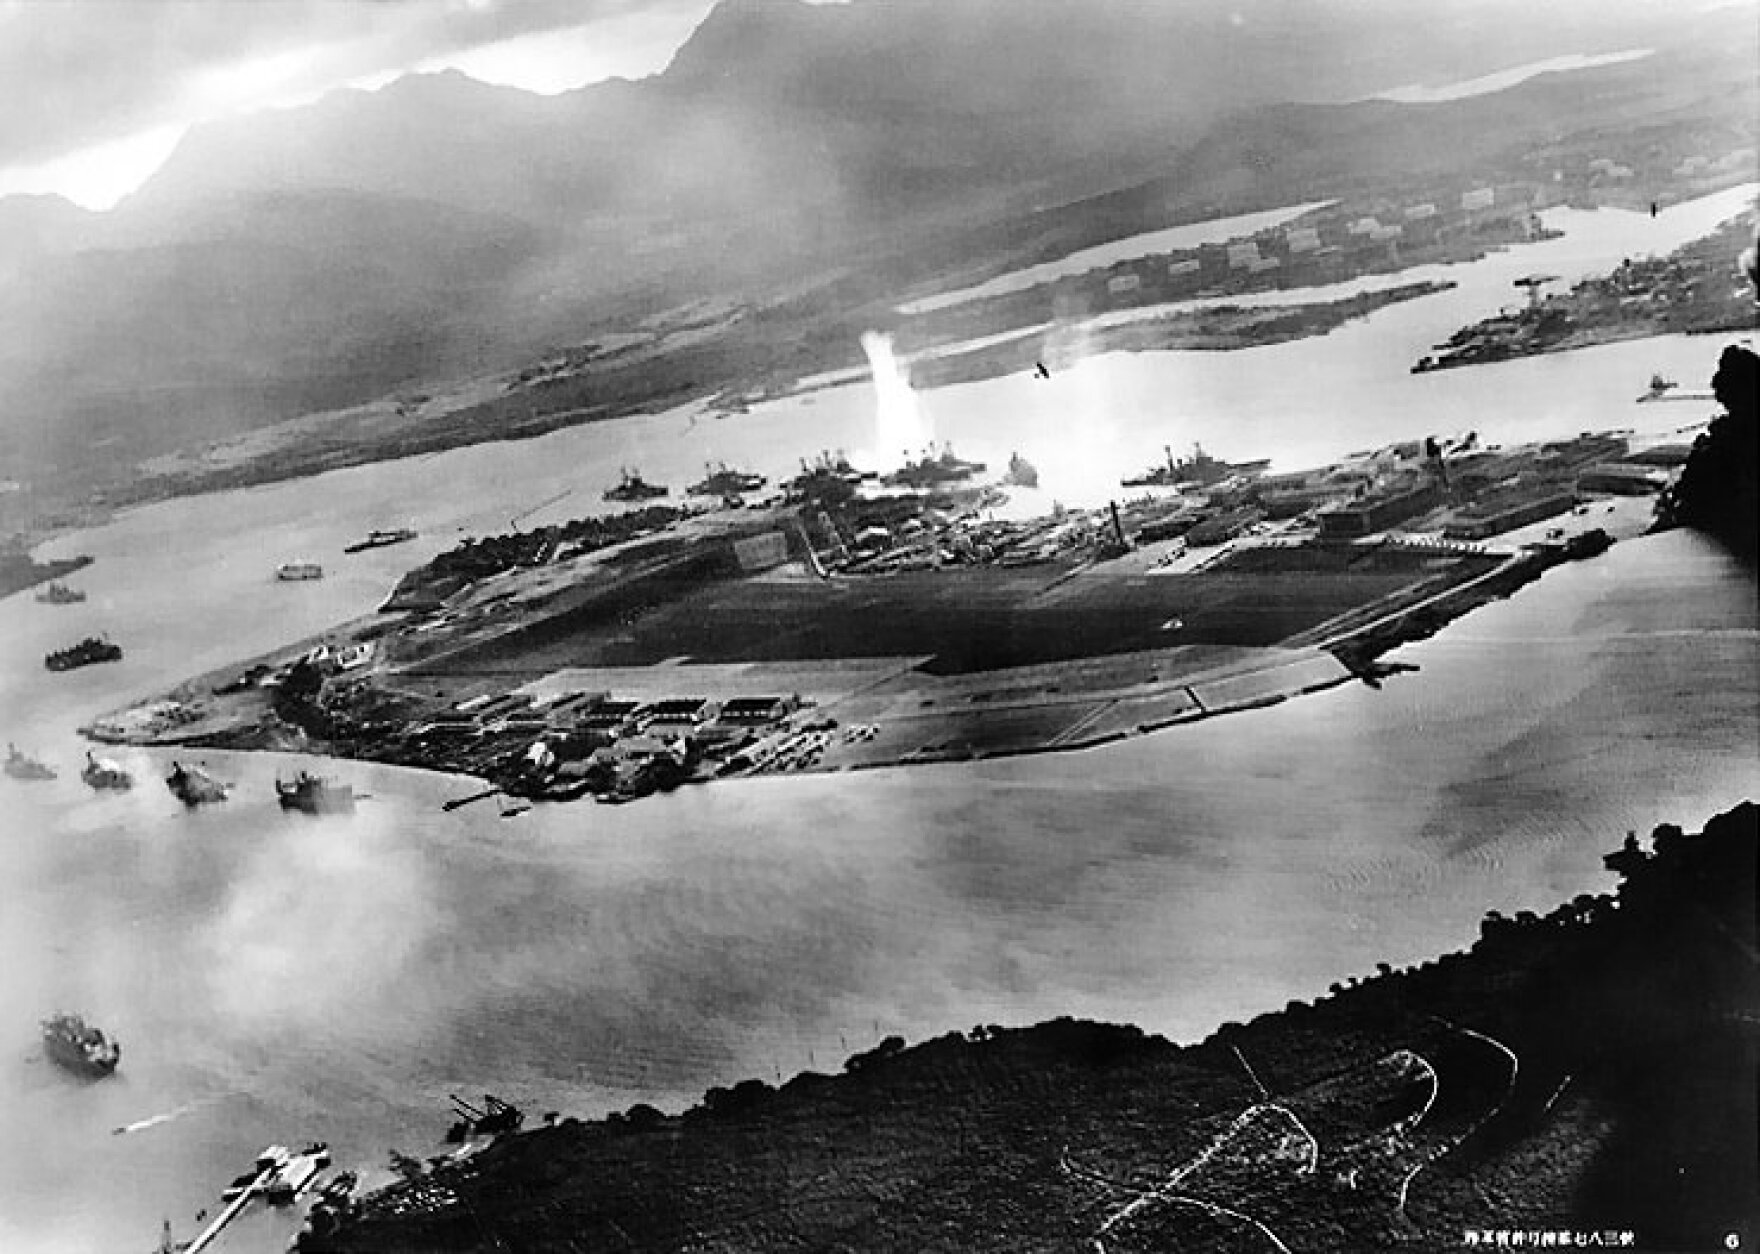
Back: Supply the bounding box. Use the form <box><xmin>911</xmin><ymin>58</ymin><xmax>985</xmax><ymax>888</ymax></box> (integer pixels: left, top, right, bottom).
<box><xmin>860</xmin><ymin>331</ymin><xmax>933</xmax><ymax>469</ymax></box>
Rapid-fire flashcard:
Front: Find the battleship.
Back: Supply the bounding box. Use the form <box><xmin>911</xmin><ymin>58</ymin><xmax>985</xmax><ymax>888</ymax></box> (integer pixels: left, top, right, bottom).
<box><xmin>44</xmin><ymin>635</ymin><xmax>122</xmax><ymax>671</ymax></box>
<box><xmin>1004</xmin><ymin>451</ymin><xmax>1040</xmax><ymax>489</ymax></box>
<box><xmin>81</xmin><ymin>751</ymin><xmax>133</xmax><ymax>790</ymax></box>
<box><xmin>343</xmin><ymin>527</ymin><xmax>418</xmax><ymax>554</ymax></box>
<box><xmin>784</xmin><ymin>451</ymin><xmax>874</xmax><ymax>504</ymax></box>
<box><xmin>5</xmin><ymin>743</ymin><xmax>56</xmax><ymax>781</ymax></box>
<box><xmin>687</xmin><ymin>462</ymin><xmax>767</xmax><ymax>498</ymax></box>
<box><xmin>1121</xmin><ymin>443</ymin><xmax>1271</xmax><ymax>489</ymax></box>
<box><xmin>276</xmin><ymin>771</ymin><xmax>355</xmax><ymax>815</ymax></box>
<box><xmin>34</xmin><ymin>580</ymin><xmax>86</xmax><ymax>604</ymax></box>
<box><xmin>41</xmin><ymin>1012</ymin><xmax>120</xmax><ymax>1078</ymax></box>
<box><xmin>881</xmin><ymin>444</ymin><xmax>987</xmax><ymax>489</ymax></box>
<box><xmin>166</xmin><ymin>761</ymin><xmax>230</xmax><ymax>806</ymax></box>
<box><xmin>604</xmin><ymin>469</ymin><xmax>669</xmax><ymax>502</ymax></box>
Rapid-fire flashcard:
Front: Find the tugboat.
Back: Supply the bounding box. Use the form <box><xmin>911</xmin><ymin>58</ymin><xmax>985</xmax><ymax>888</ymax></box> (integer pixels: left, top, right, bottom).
<box><xmin>1004</xmin><ymin>452</ymin><xmax>1040</xmax><ymax>489</ymax></box>
<box><xmin>603</xmin><ymin>469</ymin><xmax>669</xmax><ymax>502</ymax></box>
<box><xmin>81</xmin><ymin>751</ymin><xmax>133</xmax><ymax>791</ymax></box>
<box><xmin>44</xmin><ymin>636</ymin><xmax>122</xmax><ymax>671</ymax></box>
<box><xmin>343</xmin><ymin>527</ymin><xmax>418</xmax><ymax>554</ymax></box>
<box><xmin>34</xmin><ymin>580</ymin><xmax>86</xmax><ymax>604</ymax></box>
<box><xmin>687</xmin><ymin>462</ymin><xmax>767</xmax><ymax>498</ymax></box>
<box><xmin>41</xmin><ymin>1012</ymin><xmax>120</xmax><ymax>1078</ymax></box>
<box><xmin>276</xmin><ymin>771</ymin><xmax>355</xmax><ymax>815</ymax></box>
<box><xmin>5</xmin><ymin>743</ymin><xmax>56</xmax><ymax>781</ymax></box>
<box><xmin>276</xmin><ymin>561</ymin><xmax>324</xmax><ymax>581</ymax></box>
<box><xmin>882</xmin><ymin>444</ymin><xmax>987</xmax><ymax>489</ymax></box>
<box><xmin>166</xmin><ymin>761</ymin><xmax>230</xmax><ymax>806</ymax></box>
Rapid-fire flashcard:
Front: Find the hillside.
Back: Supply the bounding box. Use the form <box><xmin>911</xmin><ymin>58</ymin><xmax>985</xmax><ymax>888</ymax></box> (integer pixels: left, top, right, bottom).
<box><xmin>298</xmin><ymin>803</ymin><xmax>1759</xmax><ymax>1252</ymax></box>
<box><xmin>0</xmin><ymin>0</ymin><xmax>1752</xmax><ymax>523</ymax></box>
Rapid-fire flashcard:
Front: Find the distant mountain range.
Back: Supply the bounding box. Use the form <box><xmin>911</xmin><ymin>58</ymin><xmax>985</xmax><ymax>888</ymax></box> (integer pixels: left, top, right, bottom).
<box><xmin>0</xmin><ymin>0</ymin><xmax>1750</xmax><ymax>502</ymax></box>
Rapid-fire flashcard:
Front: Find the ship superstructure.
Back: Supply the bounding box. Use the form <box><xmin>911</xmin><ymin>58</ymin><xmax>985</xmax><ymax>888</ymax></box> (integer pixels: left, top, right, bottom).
<box><xmin>276</xmin><ymin>771</ymin><xmax>355</xmax><ymax>815</ymax></box>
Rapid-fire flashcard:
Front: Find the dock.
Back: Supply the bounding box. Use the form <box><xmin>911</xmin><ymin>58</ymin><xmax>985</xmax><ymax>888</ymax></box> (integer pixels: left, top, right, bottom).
<box><xmin>180</xmin><ymin>1164</ymin><xmax>273</xmax><ymax>1254</ymax></box>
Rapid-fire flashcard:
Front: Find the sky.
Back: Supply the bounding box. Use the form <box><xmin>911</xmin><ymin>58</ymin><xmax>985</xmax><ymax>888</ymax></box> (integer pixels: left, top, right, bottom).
<box><xmin>0</xmin><ymin>0</ymin><xmax>737</xmax><ymax>209</ymax></box>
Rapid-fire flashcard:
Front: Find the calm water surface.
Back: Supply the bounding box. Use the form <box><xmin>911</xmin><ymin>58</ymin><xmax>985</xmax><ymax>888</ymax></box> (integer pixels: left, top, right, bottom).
<box><xmin>1</xmin><ymin>186</ymin><xmax>1755</xmax><ymax>1253</ymax></box>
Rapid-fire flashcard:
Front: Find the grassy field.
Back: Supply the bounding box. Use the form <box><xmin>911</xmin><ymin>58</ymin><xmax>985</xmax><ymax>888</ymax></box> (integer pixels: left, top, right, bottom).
<box><xmin>407</xmin><ymin>560</ymin><xmax>1473</xmax><ymax>680</ymax></box>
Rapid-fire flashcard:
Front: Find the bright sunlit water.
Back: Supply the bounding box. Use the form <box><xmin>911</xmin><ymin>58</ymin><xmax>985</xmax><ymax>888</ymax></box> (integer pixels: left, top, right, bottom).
<box><xmin>1</xmin><ymin>185</ymin><xmax>1755</xmax><ymax>1254</ymax></box>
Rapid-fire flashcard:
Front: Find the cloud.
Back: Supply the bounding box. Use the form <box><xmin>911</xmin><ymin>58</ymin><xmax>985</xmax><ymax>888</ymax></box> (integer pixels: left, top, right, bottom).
<box><xmin>0</xmin><ymin>0</ymin><xmax>706</xmax><ymax>170</ymax></box>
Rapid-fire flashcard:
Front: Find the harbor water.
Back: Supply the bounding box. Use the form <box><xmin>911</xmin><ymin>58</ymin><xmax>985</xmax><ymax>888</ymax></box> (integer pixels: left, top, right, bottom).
<box><xmin>1</xmin><ymin>186</ymin><xmax>1756</xmax><ymax>1253</ymax></box>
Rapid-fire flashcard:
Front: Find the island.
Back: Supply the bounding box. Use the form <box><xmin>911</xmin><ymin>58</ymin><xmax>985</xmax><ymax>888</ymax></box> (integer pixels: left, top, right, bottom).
<box><xmin>87</xmin><ymin>429</ymin><xmax>1657</xmax><ymax>809</ymax></box>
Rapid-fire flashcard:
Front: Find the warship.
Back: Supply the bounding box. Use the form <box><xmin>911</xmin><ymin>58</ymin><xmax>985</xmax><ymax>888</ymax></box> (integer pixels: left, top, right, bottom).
<box><xmin>34</xmin><ymin>580</ymin><xmax>86</xmax><ymax>604</ymax></box>
<box><xmin>882</xmin><ymin>444</ymin><xmax>987</xmax><ymax>489</ymax></box>
<box><xmin>276</xmin><ymin>771</ymin><xmax>355</xmax><ymax>815</ymax></box>
<box><xmin>44</xmin><ymin>636</ymin><xmax>122</xmax><ymax>671</ymax></box>
<box><xmin>81</xmin><ymin>751</ymin><xmax>133</xmax><ymax>790</ymax></box>
<box><xmin>1121</xmin><ymin>443</ymin><xmax>1270</xmax><ymax>489</ymax></box>
<box><xmin>42</xmin><ymin>1012</ymin><xmax>120</xmax><ymax>1078</ymax></box>
<box><xmin>5</xmin><ymin>743</ymin><xmax>56</xmax><ymax>781</ymax></box>
<box><xmin>604</xmin><ymin>469</ymin><xmax>669</xmax><ymax>502</ymax></box>
<box><xmin>166</xmin><ymin>761</ymin><xmax>230</xmax><ymax>806</ymax></box>
<box><xmin>687</xmin><ymin>463</ymin><xmax>767</xmax><ymax>497</ymax></box>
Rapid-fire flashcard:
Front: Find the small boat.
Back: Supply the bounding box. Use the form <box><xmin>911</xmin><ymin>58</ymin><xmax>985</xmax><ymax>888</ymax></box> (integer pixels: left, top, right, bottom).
<box><xmin>166</xmin><ymin>761</ymin><xmax>230</xmax><ymax>806</ymax></box>
<box><xmin>276</xmin><ymin>561</ymin><xmax>324</xmax><ymax>581</ymax></box>
<box><xmin>42</xmin><ymin>1012</ymin><xmax>120</xmax><ymax>1078</ymax></box>
<box><xmin>34</xmin><ymin>581</ymin><xmax>86</xmax><ymax>604</ymax></box>
<box><xmin>5</xmin><ymin>743</ymin><xmax>56</xmax><ymax>781</ymax></box>
<box><xmin>276</xmin><ymin>771</ymin><xmax>355</xmax><ymax>815</ymax></box>
<box><xmin>44</xmin><ymin>636</ymin><xmax>122</xmax><ymax>671</ymax></box>
<box><xmin>81</xmin><ymin>751</ymin><xmax>133</xmax><ymax>791</ymax></box>
<box><xmin>344</xmin><ymin>527</ymin><xmax>418</xmax><ymax>554</ymax></box>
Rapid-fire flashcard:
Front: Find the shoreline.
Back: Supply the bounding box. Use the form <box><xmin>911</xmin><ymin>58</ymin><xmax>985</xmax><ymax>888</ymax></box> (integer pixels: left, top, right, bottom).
<box><xmin>81</xmin><ymin>528</ymin><xmax>1619</xmax><ymax>802</ymax></box>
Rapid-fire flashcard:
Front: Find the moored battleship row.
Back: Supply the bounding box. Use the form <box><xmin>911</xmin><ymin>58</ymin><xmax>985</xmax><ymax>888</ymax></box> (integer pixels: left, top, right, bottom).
<box><xmin>6</xmin><ymin>743</ymin><xmax>352</xmax><ymax>811</ymax></box>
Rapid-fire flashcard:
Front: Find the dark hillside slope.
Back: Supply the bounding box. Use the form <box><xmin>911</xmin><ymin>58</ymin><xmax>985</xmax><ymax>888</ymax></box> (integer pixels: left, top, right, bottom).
<box><xmin>300</xmin><ymin>803</ymin><xmax>1759</xmax><ymax>1254</ymax></box>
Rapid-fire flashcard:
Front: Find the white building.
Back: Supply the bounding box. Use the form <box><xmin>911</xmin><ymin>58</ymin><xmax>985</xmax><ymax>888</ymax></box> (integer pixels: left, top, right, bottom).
<box><xmin>1285</xmin><ymin>227</ymin><xmax>1321</xmax><ymax>253</ymax></box>
<box><xmin>1226</xmin><ymin>242</ymin><xmax>1261</xmax><ymax>269</ymax></box>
